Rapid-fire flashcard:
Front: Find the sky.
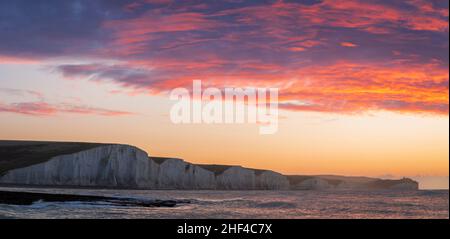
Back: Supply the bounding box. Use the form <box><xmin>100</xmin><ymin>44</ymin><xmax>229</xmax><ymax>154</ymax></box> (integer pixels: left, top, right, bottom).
<box><xmin>0</xmin><ymin>0</ymin><xmax>448</xmax><ymax>189</ymax></box>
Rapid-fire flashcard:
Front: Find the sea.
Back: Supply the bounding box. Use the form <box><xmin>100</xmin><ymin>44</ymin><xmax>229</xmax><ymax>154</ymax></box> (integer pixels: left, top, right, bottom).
<box><xmin>0</xmin><ymin>187</ymin><xmax>448</xmax><ymax>219</ymax></box>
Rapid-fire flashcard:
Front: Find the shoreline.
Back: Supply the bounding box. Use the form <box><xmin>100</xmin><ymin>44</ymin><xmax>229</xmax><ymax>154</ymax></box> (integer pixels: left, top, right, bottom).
<box><xmin>1</xmin><ymin>184</ymin><xmax>445</xmax><ymax>192</ymax></box>
<box><xmin>0</xmin><ymin>190</ymin><xmax>189</xmax><ymax>207</ymax></box>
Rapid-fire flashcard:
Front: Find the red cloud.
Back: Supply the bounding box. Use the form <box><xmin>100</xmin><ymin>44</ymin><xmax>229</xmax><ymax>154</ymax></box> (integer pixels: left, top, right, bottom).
<box><xmin>218</xmin><ymin>0</ymin><xmax>448</xmax><ymax>34</ymax></box>
<box><xmin>278</xmin><ymin>62</ymin><xmax>449</xmax><ymax>114</ymax></box>
<box><xmin>102</xmin><ymin>11</ymin><xmax>220</xmax><ymax>56</ymax></box>
<box><xmin>55</xmin><ymin>59</ymin><xmax>449</xmax><ymax>115</ymax></box>
<box><xmin>302</xmin><ymin>0</ymin><xmax>448</xmax><ymax>32</ymax></box>
<box><xmin>8</xmin><ymin>0</ymin><xmax>446</xmax><ymax>116</ymax></box>
<box><xmin>340</xmin><ymin>42</ymin><xmax>358</xmax><ymax>47</ymax></box>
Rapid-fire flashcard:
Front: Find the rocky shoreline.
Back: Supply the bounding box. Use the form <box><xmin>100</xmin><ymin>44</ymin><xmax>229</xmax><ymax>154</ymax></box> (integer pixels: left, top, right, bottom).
<box><xmin>0</xmin><ymin>190</ymin><xmax>188</xmax><ymax>207</ymax></box>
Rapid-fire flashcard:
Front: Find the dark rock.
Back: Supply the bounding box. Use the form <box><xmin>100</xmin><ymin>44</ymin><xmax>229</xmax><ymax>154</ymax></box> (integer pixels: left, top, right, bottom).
<box><xmin>0</xmin><ymin>190</ymin><xmax>188</xmax><ymax>207</ymax></box>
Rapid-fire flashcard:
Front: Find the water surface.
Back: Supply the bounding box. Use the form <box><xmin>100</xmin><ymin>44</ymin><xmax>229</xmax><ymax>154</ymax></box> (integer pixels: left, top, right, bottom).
<box><xmin>0</xmin><ymin>187</ymin><xmax>448</xmax><ymax>219</ymax></box>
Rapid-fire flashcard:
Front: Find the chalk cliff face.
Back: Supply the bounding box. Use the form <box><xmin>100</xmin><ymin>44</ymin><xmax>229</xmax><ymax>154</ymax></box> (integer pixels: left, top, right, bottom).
<box><xmin>0</xmin><ymin>144</ymin><xmax>289</xmax><ymax>190</ymax></box>
<box><xmin>287</xmin><ymin>175</ymin><xmax>419</xmax><ymax>190</ymax></box>
<box><xmin>0</xmin><ymin>141</ymin><xmax>418</xmax><ymax>190</ymax></box>
<box><xmin>0</xmin><ymin>145</ymin><xmax>152</xmax><ymax>188</ymax></box>
<box><xmin>290</xmin><ymin>177</ymin><xmax>335</xmax><ymax>190</ymax></box>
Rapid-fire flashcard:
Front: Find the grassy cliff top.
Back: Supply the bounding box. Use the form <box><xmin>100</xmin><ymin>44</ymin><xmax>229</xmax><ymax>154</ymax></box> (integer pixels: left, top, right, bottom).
<box><xmin>0</xmin><ymin>140</ymin><xmax>418</xmax><ymax>190</ymax></box>
<box><xmin>196</xmin><ymin>164</ymin><xmax>233</xmax><ymax>176</ymax></box>
<box><xmin>286</xmin><ymin>175</ymin><xmax>343</xmax><ymax>186</ymax></box>
<box><xmin>365</xmin><ymin>178</ymin><xmax>418</xmax><ymax>189</ymax></box>
<box><xmin>0</xmin><ymin>140</ymin><xmax>107</xmax><ymax>175</ymax></box>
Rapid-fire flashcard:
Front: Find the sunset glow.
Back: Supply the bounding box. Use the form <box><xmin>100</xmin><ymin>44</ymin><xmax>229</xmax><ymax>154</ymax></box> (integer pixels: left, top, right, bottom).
<box><xmin>0</xmin><ymin>0</ymin><xmax>448</xmax><ymax>189</ymax></box>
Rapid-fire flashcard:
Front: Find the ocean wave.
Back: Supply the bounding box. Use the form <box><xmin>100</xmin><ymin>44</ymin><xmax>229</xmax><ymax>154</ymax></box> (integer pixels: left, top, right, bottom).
<box><xmin>418</xmin><ymin>190</ymin><xmax>449</xmax><ymax>197</ymax></box>
<box><xmin>187</xmin><ymin>198</ymin><xmax>249</xmax><ymax>204</ymax></box>
<box><xmin>28</xmin><ymin>200</ymin><xmax>116</xmax><ymax>209</ymax></box>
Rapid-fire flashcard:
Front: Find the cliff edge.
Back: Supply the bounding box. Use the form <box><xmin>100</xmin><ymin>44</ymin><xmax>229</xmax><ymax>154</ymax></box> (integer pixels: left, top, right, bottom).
<box><xmin>0</xmin><ymin>140</ymin><xmax>418</xmax><ymax>190</ymax></box>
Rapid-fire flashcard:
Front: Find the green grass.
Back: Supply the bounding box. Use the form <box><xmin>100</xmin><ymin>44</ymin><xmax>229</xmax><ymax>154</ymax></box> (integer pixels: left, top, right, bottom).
<box><xmin>365</xmin><ymin>178</ymin><xmax>418</xmax><ymax>189</ymax></box>
<box><xmin>253</xmin><ymin>169</ymin><xmax>269</xmax><ymax>176</ymax></box>
<box><xmin>286</xmin><ymin>175</ymin><xmax>343</xmax><ymax>186</ymax></box>
<box><xmin>196</xmin><ymin>164</ymin><xmax>233</xmax><ymax>176</ymax></box>
<box><xmin>286</xmin><ymin>175</ymin><xmax>314</xmax><ymax>185</ymax></box>
<box><xmin>149</xmin><ymin>157</ymin><xmax>173</xmax><ymax>165</ymax></box>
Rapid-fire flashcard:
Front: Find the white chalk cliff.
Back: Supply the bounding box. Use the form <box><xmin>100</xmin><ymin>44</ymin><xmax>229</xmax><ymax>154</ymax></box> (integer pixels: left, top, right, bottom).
<box><xmin>0</xmin><ymin>144</ymin><xmax>289</xmax><ymax>189</ymax></box>
<box><xmin>0</xmin><ymin>141</ymin><xmax>418</xmax><ymax>190</ymax></box>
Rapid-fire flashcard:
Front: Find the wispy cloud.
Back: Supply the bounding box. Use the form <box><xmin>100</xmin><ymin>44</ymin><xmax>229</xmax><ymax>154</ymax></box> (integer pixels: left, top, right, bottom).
<box><xmin>0</xmin><ymin>101</ymin><xmax>133</xmax><ymax>116</ymax></box>
<box><xmin>0</xmin><ymin>88</ymin><xmax>133</xmax><ymax>117</ymax></box>
<box><xmin>0</xmin><ymin>88</ymin><xmax>44</xmax><ymax>99</ymax></box>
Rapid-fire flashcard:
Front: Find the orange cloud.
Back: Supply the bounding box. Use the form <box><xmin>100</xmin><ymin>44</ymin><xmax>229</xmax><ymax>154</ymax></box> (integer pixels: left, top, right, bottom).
<box><xmin>33</xmin><ymin>0</ymin><xmax>448</xmax><ymax>116</ymax></box>
<box><xmin>278</xmin><ymin>62</ymin><xmax>449</xmax><ymax>114</ymax></box>
<box><xmin>55</xmin><ymin>59</ymin><xmax>448</xmax><ymax>116</ymax></box>
<box><xmin>340</xmin><ymin>42</ymin><xmax>358</xmax><ymax>47</ymax></box>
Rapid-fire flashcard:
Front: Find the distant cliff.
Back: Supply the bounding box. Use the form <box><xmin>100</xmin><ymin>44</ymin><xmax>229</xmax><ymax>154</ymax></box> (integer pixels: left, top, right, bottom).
<box><xmin>287</xmin><ymin>175</ymin><xmax>419</xmax><ymax>190</ymax></box>
<box><xmin>0</xmin><ymin>141</ymin><xmax>418</xmax><ymax>190</ymax></box>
